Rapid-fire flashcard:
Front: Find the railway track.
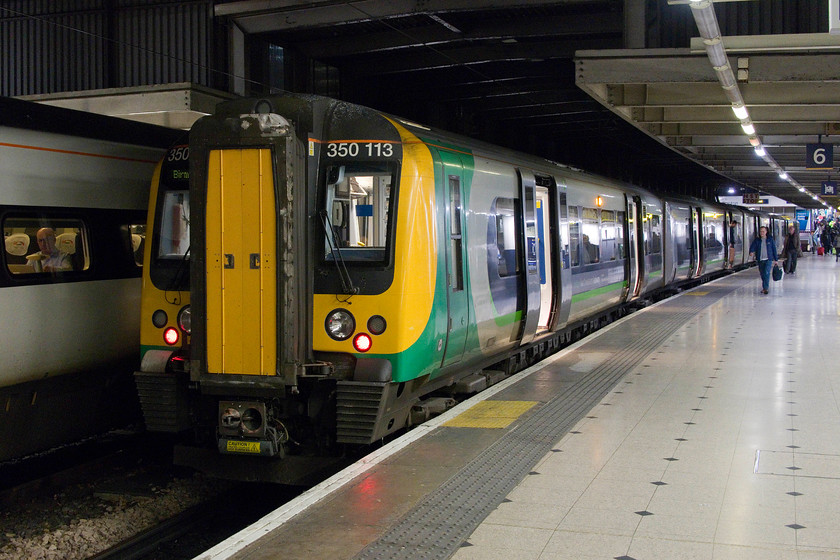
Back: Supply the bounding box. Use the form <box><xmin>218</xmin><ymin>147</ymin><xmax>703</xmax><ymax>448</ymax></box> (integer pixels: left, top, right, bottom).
<box><xmin>90</xmin><ymin>502</ymin><xmax>216</xmax><ymax>560</ymax></box>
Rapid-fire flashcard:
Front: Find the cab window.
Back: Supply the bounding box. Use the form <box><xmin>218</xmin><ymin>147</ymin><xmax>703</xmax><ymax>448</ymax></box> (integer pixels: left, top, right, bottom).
<box><xmin>158</xmin><ymin>190</ymin><xmax>190</xmax><ymax>259</ymax></box>
<box><xmin>323</xmin><ymin>163</ymin><xmax>396</xmax><ymax>263</ymax></box>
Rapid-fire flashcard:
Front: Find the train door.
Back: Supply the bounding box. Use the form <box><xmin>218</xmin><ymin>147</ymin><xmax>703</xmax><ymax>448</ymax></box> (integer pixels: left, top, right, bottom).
<box><xmin>536</xmin><ymin>185</ymin><xmax>553</xmax><ymax>332</ymax></box>
<box><xmin>662</xmin><ymin>201</ymin><xmax>676</xmax><ymax>283</ymax></box>
<box><xmin>517</xmin><ymin>169</ymin><xmax>541</xmax><ymax>346</ymax></box>
<box><xmin>624</xmin><ymin>195</ymin><xmax>641</xmax><ymax>299</ymax></box>
<box><xmin>441</xmin><ymin>154</ymin><xmax>468</xmax><ymax>367</ymax></box>
<box><xmin>690</xmin><ymin>207</ymin><xmax>702</xmax><ymax>277</ymax></box>
<box><xmin>552</xmin><ymin>180</ymin><xmax>572</xmax><ymax>330</ymax></box>
<box><xmin>205</xmin><ymin>148</ymin><xmax>277</xmax><ymax>376</ymax></box>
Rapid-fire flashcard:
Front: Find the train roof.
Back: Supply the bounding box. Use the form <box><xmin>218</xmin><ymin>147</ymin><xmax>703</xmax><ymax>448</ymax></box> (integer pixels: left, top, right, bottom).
<box><xmin>207</xmin><ymin>93</ymin><xmax>746</xmax><ymax>211</ymax></box>
<box><xmin>1</xmin><ymin>96</ymin><xmax>184</xmax><ymax>149</ymax></box>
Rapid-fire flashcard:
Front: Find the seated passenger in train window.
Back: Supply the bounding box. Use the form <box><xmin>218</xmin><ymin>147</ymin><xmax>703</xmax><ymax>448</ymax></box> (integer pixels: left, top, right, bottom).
<box><xmin>581</xmin><ymin>234</ymin><xmax>599</xmax><ymax>264</ymax></box>
<box><xmin>705</xmin><ymin>232</ymin><xmax>723</xmax><ymax>249</ymax></box>
<box><xmin>27</xmin><ymin>228</ymin><xmax>72</xmax><ymax>272</ymax></box>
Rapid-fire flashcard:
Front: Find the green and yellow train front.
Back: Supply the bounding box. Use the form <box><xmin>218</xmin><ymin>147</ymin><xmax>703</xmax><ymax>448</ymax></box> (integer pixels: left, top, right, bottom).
<box><xmin>311</xmin><ymin>116</ymin><xmax>476</xmax><ymax>444</ymax></box>
<box><xmin>137</xmin><ymin>98</ymin><xmax>469</xmax><ymax>458</ymax></box>
<box><xmin>135</xmin><ymin>146</ymin><xmax>195</xmax><ymax>434</ymax></box>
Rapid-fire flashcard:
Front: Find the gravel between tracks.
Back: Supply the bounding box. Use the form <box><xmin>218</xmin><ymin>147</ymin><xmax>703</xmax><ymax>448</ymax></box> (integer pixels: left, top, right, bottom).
<box><xmin>0</xmin><ymin>473</ymin><xmax>229</xmax><ymax>560</ymax></box>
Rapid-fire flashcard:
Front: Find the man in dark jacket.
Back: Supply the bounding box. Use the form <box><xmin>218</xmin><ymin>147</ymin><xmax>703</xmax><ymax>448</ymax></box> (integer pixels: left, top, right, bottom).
<box><xmin>749</xmin><ymin>226</ymin><xmax>779</xmax><ymax>294</ymax></box>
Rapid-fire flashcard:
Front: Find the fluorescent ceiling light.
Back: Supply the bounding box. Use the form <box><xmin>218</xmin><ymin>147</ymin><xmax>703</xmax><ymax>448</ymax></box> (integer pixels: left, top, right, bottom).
<box><xmin>732</xmin><ymin>105</ymin><xmax>749</xmax><ymax>119</ymax></box>
<box><xmin>754</xmin><ymin>146</ymin><xmax>766</xmax><ymax>156</ymax></box>
<box><xmin>741</xmin><ymin>123</ymin><xmax>756</xmax><ymax>135</ymax></box>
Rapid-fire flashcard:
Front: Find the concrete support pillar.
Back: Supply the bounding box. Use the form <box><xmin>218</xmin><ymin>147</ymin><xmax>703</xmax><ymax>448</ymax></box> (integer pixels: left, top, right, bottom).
<box><xmin>230</xmin><ymin>23</ymin><xmax>246</xmax><ymax>96</ymax></box>
<box><xmin>624</xmin><ymin>0</ymin><xmax>646</xmax><ymax>49</ymax></box>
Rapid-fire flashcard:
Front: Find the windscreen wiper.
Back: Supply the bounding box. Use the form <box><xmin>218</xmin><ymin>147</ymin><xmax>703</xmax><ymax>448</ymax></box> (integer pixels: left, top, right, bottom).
<box><xmin>165</xmin><ymin>245</ymin><xmax>190</xmax><ymax>305</ymax></box>
<box><xmin>319</xmin><ymin>210</ymin><xmax>358</xmax><ymax>299</ymax></box>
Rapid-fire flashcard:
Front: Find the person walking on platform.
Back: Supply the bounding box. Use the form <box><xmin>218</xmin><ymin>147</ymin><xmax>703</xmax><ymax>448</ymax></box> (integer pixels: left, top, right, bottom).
<box><xmin>749</xmin><ymin>226</ymin><xmax>779</xmax><ymax>295</ymax></box>
<box><xmin>781</xmin><ymin>224</ymin><xmax>799</xmax><ymax>274</ymax></box>
<box><xmin>821</xmin><ymin>223</ymin><xmax>832</xmax><ymax>255</ymax></box>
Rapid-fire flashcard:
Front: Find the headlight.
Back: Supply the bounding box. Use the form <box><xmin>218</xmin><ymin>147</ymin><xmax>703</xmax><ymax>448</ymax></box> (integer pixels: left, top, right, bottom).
<box><xmin>326</xmin><ymin>309</ymin><xmax>355</xmax><ymax>340</ymax></box>
<box><xmin>177</xmin><ymin>305</ymin><xmax>191</xmax><ymax>334</ymax></box>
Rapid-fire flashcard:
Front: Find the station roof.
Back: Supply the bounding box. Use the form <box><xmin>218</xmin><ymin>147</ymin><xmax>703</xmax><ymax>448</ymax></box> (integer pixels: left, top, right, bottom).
<box><xmin>215</xmin><ymin>0</ymin><xmax>840</xmax><ymax>209</ymax></box>
<box><xmin>577</xmin><ymin>39</ymin><xmax>840</xmax><ymax>210</ymax></box>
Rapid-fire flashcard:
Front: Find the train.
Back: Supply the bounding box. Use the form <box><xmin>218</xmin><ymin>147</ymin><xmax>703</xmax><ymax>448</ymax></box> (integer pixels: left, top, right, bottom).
<box><xmin>0</xmin><ymin>97</ymin><xmax>181</xmax><ymax>462</ymax></box>
<box><xmin>134</xmin><ymin>93</ymin><xmax>789</xmax><ymax>483</ymax></box>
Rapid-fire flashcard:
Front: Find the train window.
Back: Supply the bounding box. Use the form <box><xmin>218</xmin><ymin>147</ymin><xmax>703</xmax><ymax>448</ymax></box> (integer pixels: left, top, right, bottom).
<box><xmin>3</xmin><ymin>218</ymin><xmax>88</xmax><ymax>275</ymax></box>
<box><xmin>581</xmin><ymin>208</ymin><xmax>600</xmax><ymax>264</ymax></box>
<box><xmin>650</xmin><ymin>214</ymin><xmax>662</xmax><ymax>255</ymax></box>
<box><xmin>124</xmin><ymin>224</ymin><xmax>146</xmax><ymax>267</ymax></box>
<box><xmin>616</xmin><ymin>211</ymin><xmax>626</xmax><ymax>258</ymax></box>
<box><xmin>323</xmin><ymin>163</ymin><xmax>394</xmax><ymax>263</ymax></box>
<box><xmin>569</xmin><ymin>207</ymin><xmax>580</xmax><ymax>267</ymax></box>
<box><xmin>600</xmin><ymin>210</ymin><xmax>616</xmax><ymax>261</ymax></box>
<box><xmin>493</xmin><ymin>197</ymin><xmax>519</xmax><ymax>278</ymax></box>
<box><xmin>158</xmin><ymin>191</ymin><xmax>190</xmax><ymax>259</ymax></box>
<box><xmin>449</xmin><ymin>176</ymin><xmax>463</xmax><ymax>291</ymax></box>
<box><xmin>643</xmin><ymin>212</ymin><xmax>653</xmax><ymax>256</ymax></box>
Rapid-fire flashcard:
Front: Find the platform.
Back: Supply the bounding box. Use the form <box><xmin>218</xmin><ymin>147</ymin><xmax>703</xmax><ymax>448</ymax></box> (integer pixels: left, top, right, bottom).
<box><xmin>198</xmin><ymin>255</ymin><xmax>840</xmax><ymax>560</ymax></box>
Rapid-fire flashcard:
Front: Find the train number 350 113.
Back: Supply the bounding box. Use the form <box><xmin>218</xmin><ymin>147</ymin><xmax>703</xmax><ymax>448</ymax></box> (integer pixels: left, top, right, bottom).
<box><xmin>326</xmin><ymin>142</ymin><xmax>394</xmax><ymax>158</ymax></box>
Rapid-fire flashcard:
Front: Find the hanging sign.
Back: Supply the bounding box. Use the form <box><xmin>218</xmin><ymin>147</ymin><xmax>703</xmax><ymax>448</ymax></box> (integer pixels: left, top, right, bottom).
<box><xmin>796</xmin><ymin>209</ymin><xmax>809</xmax><ymax>231</ymax></box>
<box><xmin>822</xmin><ymin>181</ymin><xmax>838</xmax><ymax>196</ymax></box>
<box><xmin>806</xmin><ymin>143</ymin><xmax>834</xmax><ymax>170</ymax></box>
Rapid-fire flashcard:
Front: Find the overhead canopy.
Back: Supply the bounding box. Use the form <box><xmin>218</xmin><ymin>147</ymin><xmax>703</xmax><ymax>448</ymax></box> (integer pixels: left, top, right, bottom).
<box><xmin>213</xmin><ymin>1</ymin><xmax>836</xmax><ymax>207</ymax></box>
<box><xmin>576</xmin><ymin>34</ymin><xmax>840</xmax><ymax>210</ymax></box>
<box><xmin>212</xmin><ymin>0</ymin><xmax>744</xmax><ymax>200</ymax></box>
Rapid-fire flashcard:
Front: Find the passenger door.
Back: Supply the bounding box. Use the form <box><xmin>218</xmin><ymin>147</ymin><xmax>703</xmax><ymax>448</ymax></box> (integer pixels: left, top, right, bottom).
<box><xmin>517</xmin><ymin>169</ymin><xmax>541</xmax><ymax>346</ymax></box>
<box><xmin>691</xmin><ymin>207</ymin><xmax>703</xmax><ymax>277</ymax></box>
<box><xmin>624</xmin><ymin>195</ymin><xmax>641</xmax><ymax>299</ymax></box>
<box><xmin>536</xmin><ymin>185</ymin><xmax>553</xmax><ymax>332</ymax></box>
<box><xmin>441</xmin><ymin>153</ymin><xmax>468</xmax><ymax>367</ymax></box>
<box><xmin>205</xmin><ymin>148</ymin><xmax>277</xmax><ymax>376</ymax></box>
<box><xmin>552</xmin><ymin>182</ymin><xmax>572</xmax><ymax>329</ymax></box>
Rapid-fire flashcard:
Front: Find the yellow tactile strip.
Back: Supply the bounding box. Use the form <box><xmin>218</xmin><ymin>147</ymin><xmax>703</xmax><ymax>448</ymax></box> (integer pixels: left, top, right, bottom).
<box><xmin>684</xmin><ymin>291</ymin><xmax>710</xmax><ymax>296</ymax></box>
<box><xmin>443</xmin><ymin>400</ymin><xmax>538</xmax><ymax>429</ymax></box>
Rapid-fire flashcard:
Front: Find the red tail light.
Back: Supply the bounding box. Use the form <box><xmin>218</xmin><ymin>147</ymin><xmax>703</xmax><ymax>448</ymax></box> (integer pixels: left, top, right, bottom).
<box><xmin>163</xmin><ymin>327</ymin><xmax>180</xmax><ymax>346</ymax></box>
<box><xmin>353</xmin><ymin>333</ymin><xmax>372</xmax><ymax>353</ymax></box>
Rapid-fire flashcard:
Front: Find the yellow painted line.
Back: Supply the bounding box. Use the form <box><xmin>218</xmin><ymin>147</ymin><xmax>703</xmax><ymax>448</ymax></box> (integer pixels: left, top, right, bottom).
<box><xmin>443</xmin><ymin>400</ymin><xmax>538</xmax><ymax>429</ymax></box>
<box><xmin>685</xmin><ymin>291</ymin><xmax>710</xmax><ymax>296</ymax></box>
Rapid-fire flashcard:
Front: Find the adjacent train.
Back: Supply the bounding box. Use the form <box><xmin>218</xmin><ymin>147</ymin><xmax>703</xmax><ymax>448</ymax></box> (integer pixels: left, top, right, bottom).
<box><xmin>134</xmin><ymin>93</ymin><xmax>788</xmax><ymax>482</ymax></box>
<box><xmin>0</xmin><ymin>97</ymin><xmax>180</xmax><ymax>461</ymax></box>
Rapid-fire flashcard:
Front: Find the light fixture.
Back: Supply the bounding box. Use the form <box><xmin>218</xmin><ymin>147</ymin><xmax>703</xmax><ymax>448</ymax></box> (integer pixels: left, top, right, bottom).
<box><xmin>732</xmin><ymin>105</ymin><xmax>749</xmax><ymax>119</ymax></box>
<box><xmin>741</xmin><ymin>123</ymin><xmax>756</xmax><ymax>135</ymax></box>
<box><xmin>754</xmin><ymin>146</ymin><xmax>766</xmax><ymax>156</ymax></box>
<box><xmin>779</xmin><ymin>171</ymin><xmax>788</xmax><ymax>179</ymax></box>
<box><xmin>728</xmin><ymin>187</ymin><xmax>736</xmax><ymax>194</ymax></box>
<box><xmin>749</xmin><ymin>137</ymin><xmax>761</xmax><ymax>147</ymax></box>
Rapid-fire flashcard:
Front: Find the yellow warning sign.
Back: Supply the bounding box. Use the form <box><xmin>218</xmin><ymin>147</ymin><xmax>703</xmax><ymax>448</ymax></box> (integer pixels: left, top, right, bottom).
<box><xmin>226</xmin><ymin>440</ymin><xmax>262</xmax><ymax>454</ymax></box>
<box><xmin>444</xmin><ymin>400</ymin><xmax>538</xmax><ymax>429</ymax></box>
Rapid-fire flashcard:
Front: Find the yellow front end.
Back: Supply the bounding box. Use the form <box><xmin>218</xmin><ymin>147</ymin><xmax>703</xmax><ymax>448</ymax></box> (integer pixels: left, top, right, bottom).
<box><xmin>312</xmin><ymin>122</ymin><xmax>438</xmax><ymax>363</ymax></box>
<box><xmin>139</xmin><ymin>161</ymin><xmax>191</xmax><ymax>362</ymax></box>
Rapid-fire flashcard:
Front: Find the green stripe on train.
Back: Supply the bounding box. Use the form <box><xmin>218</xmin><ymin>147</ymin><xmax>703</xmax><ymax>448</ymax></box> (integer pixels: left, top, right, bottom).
<box><xmin>494</xmin><ymin>310</ymin><xmax>523</xmax><ymax>328</ymax></box>
<box><xmin>571</xmin><ymin>281</ymin><xmax>626</xmax><ymax>303</ymax></box>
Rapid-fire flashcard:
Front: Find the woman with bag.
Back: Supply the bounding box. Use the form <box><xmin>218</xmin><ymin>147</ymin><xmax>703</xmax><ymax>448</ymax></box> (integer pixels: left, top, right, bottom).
<box><xmin>749</xmin><ymin>226</ymin><xmax>779</xmax><ymax>295</ymax></box>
